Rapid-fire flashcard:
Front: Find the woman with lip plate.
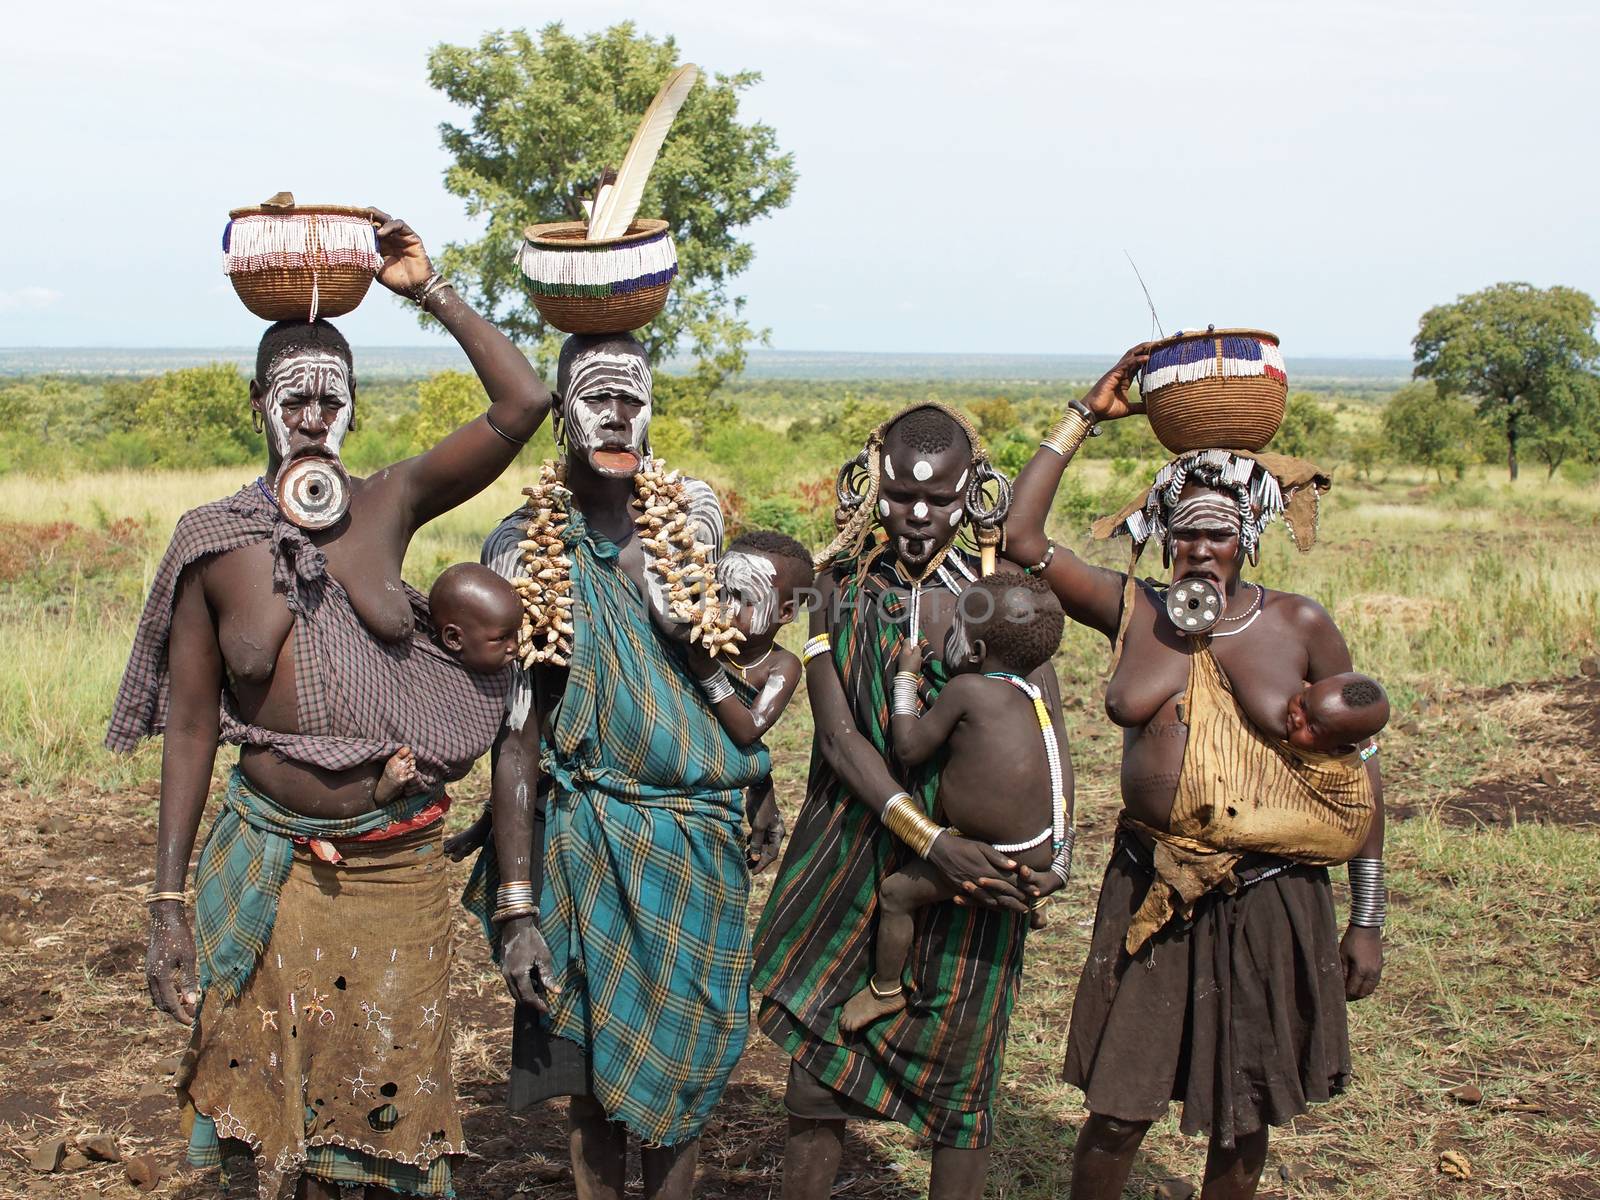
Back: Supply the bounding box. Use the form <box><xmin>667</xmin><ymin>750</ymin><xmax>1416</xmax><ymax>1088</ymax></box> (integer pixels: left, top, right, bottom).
<box><xmin>106</xmin><ymin>214</ymin><xmax>553</xmax><ymax>1200</ymax></box>
<box><xmin>1002</xmin><ymin>346</ymin><xmax>1387</xmax><ymax>1200</ymax></box>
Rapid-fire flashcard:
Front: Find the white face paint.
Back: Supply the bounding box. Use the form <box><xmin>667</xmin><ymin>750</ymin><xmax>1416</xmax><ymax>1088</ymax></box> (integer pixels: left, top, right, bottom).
<box><xmin>562</xmin><ymin>348</ymin><xmax>653</xmax><ymax>468</ymax></box>
<box><xmin>261</xmin><ymin>351</ymin><xmax>353</xmax><ymax>458</ymax></box>
<box><xmin>912</xmin><ymin>500</ymin><xmax>929</xmax><ymax>520</ymax></box>
<box><xmin>948</xmin><ymin>509</ymin><xmax>963</xmax><ymax>527</ymax></box>
<box><xmin>955</xmin><ymin>468</ymin><xmax>969</xmax><ymax>490</ymax></box>
<box><xmin>883</xmin><ymin>456</ymin><xmax>897</xmax><ymax>480</ymax></box>
<box><xmin>878</xmin><ymin>499</ymin><xmax>891</xmax><ymax>518</ymax></box>
<box><xmin>718</xmin><ymin>551</ymin><xmax>781</xmax><ymax>635</ymax></box>
<box><xmin>912</xmin><ymin>459</ymin><xmax>934</xmax><ymax>481</ymax></box>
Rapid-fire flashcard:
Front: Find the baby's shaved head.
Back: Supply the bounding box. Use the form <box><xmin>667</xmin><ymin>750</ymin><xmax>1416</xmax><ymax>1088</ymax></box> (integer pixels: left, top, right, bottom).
<box><xmin>1297</xmin><ymin>671</ymin><xmax>1391</xmax><ymax>751</ymax></box>
<box><xmin>430</xmin><ymin>563</ymin><xmax>520</xmax><ymax>634</ymax></box>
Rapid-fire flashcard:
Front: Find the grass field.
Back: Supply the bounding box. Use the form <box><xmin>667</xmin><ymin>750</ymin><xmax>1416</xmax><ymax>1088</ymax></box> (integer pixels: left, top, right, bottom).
<box><xmin>1</xmin><ymin>454</ymin><xmax>1597</xmax><ymax>1198</ymax></box>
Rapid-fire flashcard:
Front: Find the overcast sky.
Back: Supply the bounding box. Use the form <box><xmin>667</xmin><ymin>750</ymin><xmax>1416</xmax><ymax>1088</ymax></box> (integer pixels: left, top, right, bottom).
<box><xmin>3</xmin><ymin>0</ymin><xmax>1595</xmax><ymax>356</ymax></box>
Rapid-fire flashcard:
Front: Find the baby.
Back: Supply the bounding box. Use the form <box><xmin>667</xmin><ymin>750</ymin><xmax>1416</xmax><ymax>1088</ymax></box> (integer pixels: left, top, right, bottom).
<box><xmin>375</xmin><ymin>563</ymin><xmax>520</xmax><ymax>803</ymax></box>
<box><xmin>683</xmin><ymin>530</ymin><xmax>815</xmax><ymax>871</ymax></box>
<box><xmin>839</xmin><ymin>571</ymin><xmax>1069</xmax><ymax>1033</ymax></box>
<box><xmin>1284</xmin><ymin>671</ymin><xmax>1390</xmax><ymax>756</ymax></box>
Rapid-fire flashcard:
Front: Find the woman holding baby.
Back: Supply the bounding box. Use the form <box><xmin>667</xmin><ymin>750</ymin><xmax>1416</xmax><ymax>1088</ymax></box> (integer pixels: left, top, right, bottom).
<box><xmin>1003</xmin><ymin>345</ymin><xmax>1389</xmax><ymax>1200</ymax></box>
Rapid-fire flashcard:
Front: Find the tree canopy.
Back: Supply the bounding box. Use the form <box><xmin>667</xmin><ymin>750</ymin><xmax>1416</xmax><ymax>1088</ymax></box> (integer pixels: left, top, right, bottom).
<box><xmin>1412</xmin><ymin>282</ymin><xmax>1599</xmax><ymax>480</ymax></box>
<box><xmin>427</xmin><ymin>23</ymin><xmax>797</xmax><ymax>410</ymax></box>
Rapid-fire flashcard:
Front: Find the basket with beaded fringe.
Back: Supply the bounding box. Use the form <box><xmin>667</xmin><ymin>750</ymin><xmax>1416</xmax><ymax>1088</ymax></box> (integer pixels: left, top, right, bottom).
<box><xmin>1139</xmin><ymin>328</ymin><xmax>1288</xmax><ymax>454</ymax></box>
<box><xmin>516</xmin><ymin>219</ymin><xmax>677</xmax><ymax>334</ymax></box>
<box><xmin>223</xmin><ymin>202</ymin><xmax>382</xmax><ymax>322</ymax></box>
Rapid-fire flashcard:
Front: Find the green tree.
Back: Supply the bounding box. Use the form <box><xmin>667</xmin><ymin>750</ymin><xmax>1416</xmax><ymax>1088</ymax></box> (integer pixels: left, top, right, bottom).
<box><xmin>1412</xmin><ymin>282</ymin><xmax>1600</xmax><ymax>480</ymax></box>
<box><xmin>1267</xmin><ymin>392</ymin><xmax>1338</xmax><ymax>459</ymax></box>
<box><xmin>412</xmin><ymin>370</ymin><xmax>490</xmax><ymax>451</ymax></box>
<box><xmin>1523</xmin><ymin>370</ymin><xmax>1600</xmax><ymax>479</ymax></box>
<box><xmin>1380</xmin><ymin>381</ymin><xmax>1480</xmax><ymax>481</ymax></box>
<box><xmin>134</xmin><ymin>364</ymin><xmax>259</xmax><ymax>468</ymax></box>
<box><xmin>969</xmin><ymin>396</ymin><xmax>1019</xmax><ymax>441</ymax></box>
<box><xmin>427</xmin><ymin>23</ymin><xmax>797</xmax><ymax>404</ymax></box>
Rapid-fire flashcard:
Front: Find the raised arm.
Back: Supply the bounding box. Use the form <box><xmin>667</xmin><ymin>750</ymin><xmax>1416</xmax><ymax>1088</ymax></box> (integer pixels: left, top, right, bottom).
<box><xmin>806</xmin><ymin>573</ymin><xmax>1027</xmax><ymax>911</ymax></box>
<box><xmin>145</xmin><ymin>565</ymin><xmax>221</xmax><ymax>1024</ymax></box>
<box><xmin>367</xmin><ymin>214</ymin><xmax>553</xmax><ymax>530</ymax></box>
<box><xmin>1003</xmin><ymin>344</ymin><xmax>1153</xmax><ymax>638</ymax></box>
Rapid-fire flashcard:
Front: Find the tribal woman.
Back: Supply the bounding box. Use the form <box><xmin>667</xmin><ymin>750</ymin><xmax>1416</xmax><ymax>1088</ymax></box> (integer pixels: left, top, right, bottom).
<box><xmin>477</xmin><ymin>333</ymin><xmax>782</xmax><ymax>1200</ymax></box>
<box><xmin>107</xmin><ymin>215</ymin><xmax>552</xmax><ymax>1199</ymax></box>
<box><xmin>1003</xmin><ymin>346</ymin><xmax>1387</xmax><ymax>1200</ymax></box>
<box><xmin>753</xmin><ymin>403</ymin><xmax>1071</xmax><ymax>1200</ymax></box>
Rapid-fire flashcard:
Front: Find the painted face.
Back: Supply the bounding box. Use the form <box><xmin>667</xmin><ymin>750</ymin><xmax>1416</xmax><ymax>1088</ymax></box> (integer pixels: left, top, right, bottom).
<box><xmin>1167</xmin><ymin>485</ymin><xmax>1243</xmax><ymax>587</ymax></box>
<box><xmin>877</xmin><ymin>440</ymin><xmax>969</xmax><ymax>576</ymax></box>
<box><xmin>562</xmin><ymin>348</ymin><xmax>652</xmax><ymax>477</ymax></box>
<box><xmin>717</xmin><ymin>551</ymin><xmax>782</xmax><ymax>637</ymax></box>
<box><xmin>259</xmin><ymin>350</ymin><xmax>353</xmax><ymax>461</ymax></box>
<box><xmin>941</xmin><ymin>607</ymin><xmax>982</xmax><ymax>675</ymax></box>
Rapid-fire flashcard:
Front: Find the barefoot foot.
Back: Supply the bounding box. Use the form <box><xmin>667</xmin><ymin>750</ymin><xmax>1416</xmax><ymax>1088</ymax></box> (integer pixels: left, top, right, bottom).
<box><xmin>376</xmin><ymin>746</ymin><xmax>418</xmax><ymax>804</ymax></box>
<box><xmin>839</xmin><ymin>981</ymin><xmax>907</xmax><ymax>1033</ymax></box>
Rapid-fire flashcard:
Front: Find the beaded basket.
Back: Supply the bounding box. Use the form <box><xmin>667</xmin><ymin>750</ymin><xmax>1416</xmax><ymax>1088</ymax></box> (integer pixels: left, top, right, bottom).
<box><xmin>516</xmin><ymin>219</ymin><xmax>677</xmax><ymax>334</ymax></box>
<box><xmin>1139</xmin><ymin>328</ymin><xmax>1288</xmax><ymax>454</ymax></box>
<box><xmin>223</xmin><ymin>203</ymin><xmax>381</xmax><ymax>322</ymax></box>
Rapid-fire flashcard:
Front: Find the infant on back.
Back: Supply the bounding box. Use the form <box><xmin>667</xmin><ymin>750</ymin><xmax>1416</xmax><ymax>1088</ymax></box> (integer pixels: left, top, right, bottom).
<box><xmin>376</xmin><ymin>563</ymin><xmax>520</xmax><ymax>802</ymax></box>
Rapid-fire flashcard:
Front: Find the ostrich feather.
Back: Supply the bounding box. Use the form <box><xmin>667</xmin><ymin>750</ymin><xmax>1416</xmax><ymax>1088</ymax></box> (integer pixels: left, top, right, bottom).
<box><xmin>587</xmin><ymin>64</ymin><xmax>699</xmax><ymax>241</ymax></box>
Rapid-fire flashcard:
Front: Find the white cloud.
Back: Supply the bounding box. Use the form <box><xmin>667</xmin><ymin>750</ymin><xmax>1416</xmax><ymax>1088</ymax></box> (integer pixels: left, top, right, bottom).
<box><xmin>0</xmin><ymin>287</ymin><xmax>62</xmax><ymax>313</ymax></box>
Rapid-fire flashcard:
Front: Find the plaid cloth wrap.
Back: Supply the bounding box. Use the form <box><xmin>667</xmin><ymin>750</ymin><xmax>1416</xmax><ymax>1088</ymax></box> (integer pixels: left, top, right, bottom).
<box><xmin>106</xmin><ymin>479</ymin><xmax>508</xmax><ymax>788</ymax></box>
<box><xmin>192</xmin><ymin>767</ymin><xmax>442</xmax><ymax>1005</ymax></box>
<box><xmin>506</xmin><ymin>509</ymin><xmax>771</xmax><ymax>1146</ymax></box>
<box><xmin>752</xmin><ymin>549</ymin><xmax>1029</xmax><ymax>1149</ymax></box>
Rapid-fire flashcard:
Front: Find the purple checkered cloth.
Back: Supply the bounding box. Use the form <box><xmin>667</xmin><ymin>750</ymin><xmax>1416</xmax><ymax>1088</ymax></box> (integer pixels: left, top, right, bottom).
<box><xmin>106</xmin><ymin>480</ymin><xmax>508</xmax><ymax>786</ymax></box>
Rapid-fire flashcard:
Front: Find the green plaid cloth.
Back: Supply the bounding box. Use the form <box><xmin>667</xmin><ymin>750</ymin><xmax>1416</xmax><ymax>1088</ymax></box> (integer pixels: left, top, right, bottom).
<box><xmin>526</xmin><ymin>509</ymin><xmax>770</xmax><ymax>1146</ymax></box>
<box><xmin>752</xmin><ymin>549</ymin><xmax>1029</xmax><ymax>1149</ymax></box>
<box><xmin>192</xmin><ymin>767</ymin><xmax>440</xmax><ymax>1005</ymax></box>
<box><xmin>191</xmin><ymin>1120</ymin><xmax>454</xmax><ymax>1197</ymax></box>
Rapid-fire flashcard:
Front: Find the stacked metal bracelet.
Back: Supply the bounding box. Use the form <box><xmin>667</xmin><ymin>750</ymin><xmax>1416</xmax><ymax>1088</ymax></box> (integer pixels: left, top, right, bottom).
<box><xmin>881</xmin><ymin>791</ymin><xmax>945</xmax><ymax>859</ymax></box>
<box><xmin>492</xmin><ymin>882</ymin><xmax>538</xmax><ymax>925</ymax></box>
<box><xmin>145</xmin><ymin>890</ymin><xmax>186</xmax><ymax>905</ymax></box>
<box><xmin>891</xmin><ymin>671</ymin><xmax>921</xmax><ymax>716</ymax></box>
<box><xmin>801</xmin><ymin>633</ymin><xmax>831</xmax><ymax>666</ymax></box>
<box><xmin>1049</xmin><ymin>824</ymin><xmax>1077</xmax><ymax>886</ymax></box>
<box><xmin>696</xmin><ymin>667</ymin><xmax>736</xmax><ymax>704</ymax></box>
<box><xmin>1347</xmin><ymin>858</ymin><xmax>1387</xmax><ymax>928</ymax></box>
<box><xmin>1040</xmin><ymin>400</ymin><xmax>1100</xmax><ymax>459</ymax></box>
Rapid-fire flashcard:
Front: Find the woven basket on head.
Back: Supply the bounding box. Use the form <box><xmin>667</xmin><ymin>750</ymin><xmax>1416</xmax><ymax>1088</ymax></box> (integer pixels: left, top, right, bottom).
<box><xmin>518</xmin><ymin>219</ymin><xmax>677</xmax><ymax>334</ymax></box>
<box><xmin>224</xmin><ymin>203</ymin><xmax>380</xmax><ymax>322</ymax></box>
<box><xmin>1140</xmin><ymin>328</ymin><xmax>1288</xmax><ymax>453</ymax></box>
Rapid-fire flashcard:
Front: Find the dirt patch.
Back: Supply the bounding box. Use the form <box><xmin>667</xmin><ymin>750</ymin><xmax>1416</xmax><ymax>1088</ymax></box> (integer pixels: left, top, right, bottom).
<box><xmin>1389</xmin><ymin>675</ymin><xmax>1600</xmax><ymax>828</ymax></box>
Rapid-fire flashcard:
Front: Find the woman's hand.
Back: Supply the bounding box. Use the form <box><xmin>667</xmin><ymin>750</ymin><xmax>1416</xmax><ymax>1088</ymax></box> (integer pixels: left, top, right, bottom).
<box><xmin>927</xmin><ymin>834</ymin><xmax>1029</xmax><ymax>912</ymax></box>
<box><xmin>146</xmin><ymin>902</ymin><xmax>199</xmax><ymax>1024</ymax></box>
<box><xmin>1340</xmin><ymin>924</ymin><xmax>1383</xmax><ymax>1000</ymax></box>
<box><xmin>1080</xmin><ymin>342</ymin><xmax>1155</xmax><ymax>421</ymax></box>
<box><xmin>896</xmin><ymin>639</ymin><xmax>925</xmax><ymax>677</ymax></box>
<box><xmin>746</xmin><ymin>788</ymin><xmax>786</xmax><ymax>874</ymax></box>
<box><xmin>370</xmin><ymin>210</ymin><xmax>435</xmax><ymax>299</ymax></box>
<box><xmin>499</xmin><ymin>915</ymin><xmax>560</xmax><ymax>1014</ymax></box>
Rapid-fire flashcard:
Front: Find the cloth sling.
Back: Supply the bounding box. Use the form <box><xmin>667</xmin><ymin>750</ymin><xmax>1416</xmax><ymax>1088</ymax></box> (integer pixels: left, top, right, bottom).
<box><xmin>1123</xmin><ymin>636</ymin><xmax>1376</xmax><ymax>954</ymax></box>
<box><xmin>106</xmin><ymin>479</ymin><xmax>508</xmax><ymax>788</ymax></box>
<box><xmin>752</xmin><ymin>546</ymin><xmax>1028</xmax><ymax>1150</ymax></box>
<box><xmin>512</xmin><ymin>508</ymin><xmax>770</xmax><ymax>1146</ymax></box>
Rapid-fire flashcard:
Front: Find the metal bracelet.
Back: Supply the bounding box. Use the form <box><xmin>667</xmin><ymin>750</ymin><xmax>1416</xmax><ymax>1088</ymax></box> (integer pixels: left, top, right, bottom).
<box><xmin>881</xmin><ymin>792</ymin><xmax>943</xmax><ymax>859</ymax></box>
<box><xmin>1040</xmin><ymin>408</ymin><xmax>1096</xmax><ymax>459</ymax></box>
<box><xmin>145</xmin><ymin>891</ymin><xmax>187</xmax><ymax>905</ymax></box>
<box><xmin>697</xmin><ymin>667</ymin><xmax>736</xmax><ymax>704</ymax></box>
<box><xmin>1347</xmin><ymin>857</ymin><xmax>1388</xmax><ymax>928</ymax></box>
<box><xmin>492</xmin><ymin>904</ymin><xmax>539</xmax><ymax>925</ymax></box>
<box><xmin>414</xmin><ymin>272</ymin><xmax>452</xmax><ymax>308</ymax></box>
<box><xmin>892</xmin><ymin>671</ymin><xmax>921</xmax><ymax>715</ymax></box>
<box><xmin>486</xmin><ymin>411</ymin><xmax>531</xmax><ymax>447</ymax></box>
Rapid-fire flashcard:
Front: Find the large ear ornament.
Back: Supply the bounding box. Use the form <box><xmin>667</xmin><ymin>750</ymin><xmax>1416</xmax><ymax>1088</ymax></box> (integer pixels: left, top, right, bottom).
<box><xmin>835</xmin><ymin>450</ymin><xmax>870</xmax><ymax>511</ymax></box>
<box><xmin>964</xmin><ymin>462</ymin><xmax>1013</xmax><ymax>527</ymax></box>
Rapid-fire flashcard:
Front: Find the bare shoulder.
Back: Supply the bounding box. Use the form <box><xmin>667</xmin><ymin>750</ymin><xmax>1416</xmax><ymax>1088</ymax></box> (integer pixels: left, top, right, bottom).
<box><xmin>1266</xmin><ymin>587</ymin><xmax>1338</xmax><ymax>634</ymax></box>
<box><xmin>935</xmin><ymin>672</ymin><xmax>990</xmax><ymax>707</ymax></box>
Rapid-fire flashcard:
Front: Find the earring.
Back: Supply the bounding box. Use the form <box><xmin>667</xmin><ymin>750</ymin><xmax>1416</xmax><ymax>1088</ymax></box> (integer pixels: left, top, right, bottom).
<box><xmin>251</xmin><ymin>409</ymin><xmax>264</xmax><ymax>434</ymax></box>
